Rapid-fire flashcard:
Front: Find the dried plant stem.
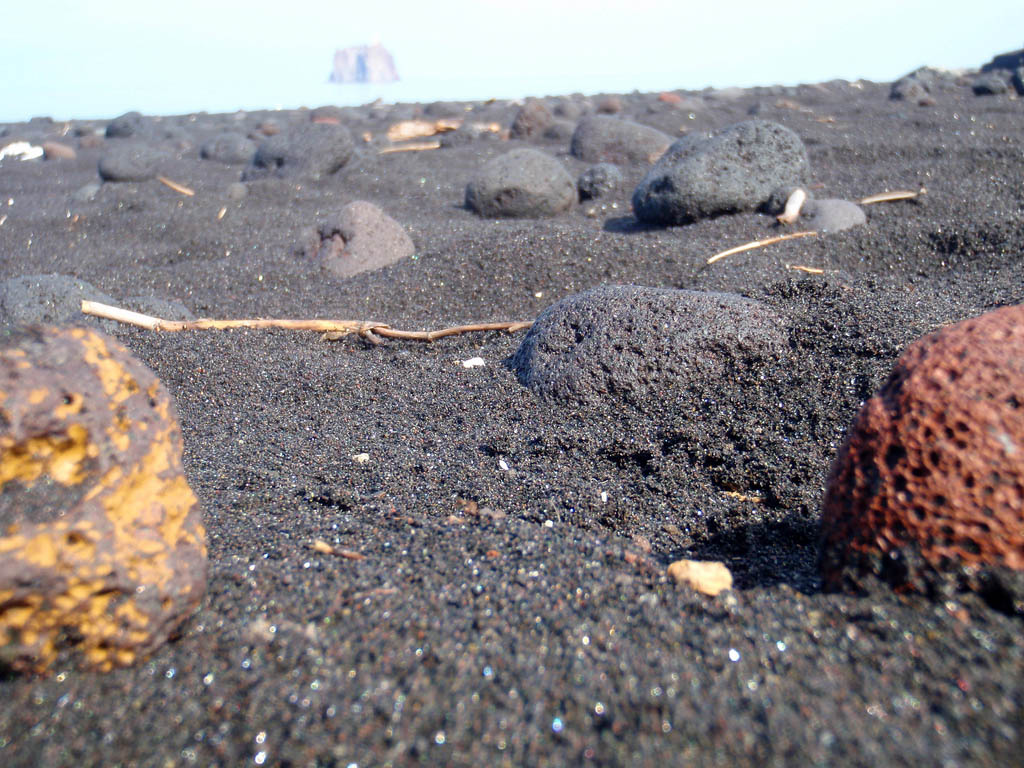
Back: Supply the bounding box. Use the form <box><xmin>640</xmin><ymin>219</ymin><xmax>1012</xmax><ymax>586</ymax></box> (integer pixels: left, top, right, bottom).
<box><xmin>81</xmin><ymin>300</ymin><xmax>532</xmax><ymax>343</ymax></box>
<box><xmin>156</xmin><ymin>176</ymin><xmax>195</xmax><ymax>196</ymax></box>
<box><xmin>378</xmin><ymin>141</ymin><xmax>441</xmax><ymax>154</ymax></box>
<box><xmin>858</xmin><ymin>187</ymin><xmax>926</xmax><ymax>205</ymax></box>
<box><xmin>706</xmin><ymin>231</ymin><xmax>817</xmax><ymax>265</ymax></box>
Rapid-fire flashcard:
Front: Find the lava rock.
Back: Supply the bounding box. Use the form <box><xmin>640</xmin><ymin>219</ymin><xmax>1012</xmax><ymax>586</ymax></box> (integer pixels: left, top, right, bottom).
<box><xmin>820</xmin><ymin>304</ymin><xmax>1024</xmax><ymax>611</ymax></box>
<box><xmin>799</xmin><ymin>199</ymin><xmax>866</xmax><ymax>232</ymax></box>
<box><xmin>569</xmin><ymin>116</ymin><xmax>671</xmax><ymax>165</ymax></box>
<box><xmin>104</xmin><ymin>111</ymin><xmax>147</xmax><ymax>138</ymax></box>
<box><xmin>0</xmin><ymin>274</ymin><xmax>117</xmax><ymax>332</ymax></box>
<box><xmin>465</xmin><ymin>148</ymin><xmax>576</xmax><ymax>218</ymax></box>
<box><xmin>632</xmin><ymin>120</ymin><xmax>808</xmax><ymax>226</ymax></box>
<box><xmin>577</xmin><ymin>163</ymin><xmax>623</xmax><ymax>200</ymax></box>
<box><xmin>242</xmin><ymin>123</ymin><xmax>355</xmax><ymax>181</ymax></box>
<box><xmin>510</xmin><ymin>99</ymin><xmax>554</xmax><ymax>140</ymax></box>
<box><xmin>98</xmin><ymin>142</ymin><xmax>165</xmax><ymax>182</ymax></box>
<box><xmin>0</xmin><ymin>325</ymin><xmax>206</xmax><ymax>672</ymax></box>
<box><xmin>511</xmin><ymin>285</ymin><xmax>785</xmax><ymax>408</ymax></box>
<box><xmin>972</xmin><ymin>72</ymin><xmax>1009</xmax><ymax>95</ymax></box>
<box><xmin>307</xmin><ymin>201</ymin><xmax>415</xmax><ymax>279</ymax></box>
<box><xmin>42</xmin><ymin>141</ymin><xmax>75</xmax><ymax>160</ymax></box>
<box><xmin>200</xmin><ymin>132</ymin><xmax>257</xmax><ymax>165</ymax></box>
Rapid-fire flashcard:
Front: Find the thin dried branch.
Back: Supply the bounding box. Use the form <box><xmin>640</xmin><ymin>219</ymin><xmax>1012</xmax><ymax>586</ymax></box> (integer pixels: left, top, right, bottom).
<box><xmin>706</xmin><ymin>231</ymin><xmax>817</xmax><ymax>265</ymax></box>
<box><xmin>858</xmin><ymin>187</ymin><xmax>926</xmax><ymax>205</ymax></box>
<box><xmin>81</xmin><ymin>300</ymin><xmax>532</xmax><ymax>344</ymax></box>
<box><xmin>156</xmin><ymin>176</ymin><xmax>195</xmax><ymax>196</ymax></box>
<box><xmin>786</xmin><ymin>264</ymin><xmax>824</xmax><ymax>275</ymax></box>
<box><xmin>378</xmin><ymin>141</ymin><xmax>441</xmax><ymax>154</ymax></box>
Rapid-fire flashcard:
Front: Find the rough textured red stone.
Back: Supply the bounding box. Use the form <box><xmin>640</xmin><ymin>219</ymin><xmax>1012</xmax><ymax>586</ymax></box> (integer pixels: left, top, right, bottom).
<box><xmin>820</xmin><ymin>304</ymin><xmax>1024</xmax><ymax>608</ymax></box>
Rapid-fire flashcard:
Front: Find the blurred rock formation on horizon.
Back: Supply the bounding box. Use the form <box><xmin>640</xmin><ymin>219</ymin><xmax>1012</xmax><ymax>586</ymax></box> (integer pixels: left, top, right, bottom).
<box><xmin>329</xmin><ymin>43</ymin><xmax>399</xmax><ymax>84</ymax></box>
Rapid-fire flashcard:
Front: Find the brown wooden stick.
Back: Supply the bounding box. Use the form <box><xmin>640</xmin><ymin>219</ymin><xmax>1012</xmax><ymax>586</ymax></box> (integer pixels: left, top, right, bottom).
<box><xmin>156</xmin><ymin>176</ymin><xmax>195</xmax><ymax>196</ymax></box>
<box><xmin>378</xmin><ymin>141</ymin><xmax>441</xmax><ymax>154</ymax></box>
<box><xmin>858</xmin><ymin>187</ymin><xmax>926</xmax><ymax>205</ymax></box>
<box><xmin>706</xmin><ymin>231</ymin><xmax>817</xmax><ymax>265</ymax></box>
<box><xmin>81</xmin><ymin>300</ymin><xmax>532</xmax><ymax>343</ymax></box>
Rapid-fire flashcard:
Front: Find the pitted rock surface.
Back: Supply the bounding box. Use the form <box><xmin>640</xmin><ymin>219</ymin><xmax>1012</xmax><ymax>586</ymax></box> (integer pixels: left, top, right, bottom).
<box><xmin>465</xmin><ymin>148</ymin><xmax>575</xmax><ymax>218</ymax></box>
<box><xmin>0</xmin><ymin>326</ymin><xmax>206</xmax><ymax>673</ymax></box>
<box><xmin>632</xmin><ymin>120</ymin><xmax>808</xmax><ymax>225</ymax></box>
<box><xmin>511</xmin><ymin>285</ymin><xmax>786</xmax><ymax>408</ymax></box>
<box><xmin>821</xmin><ymin>304</ymin><xmax>1024</xmax><ymax>609</ymax></box>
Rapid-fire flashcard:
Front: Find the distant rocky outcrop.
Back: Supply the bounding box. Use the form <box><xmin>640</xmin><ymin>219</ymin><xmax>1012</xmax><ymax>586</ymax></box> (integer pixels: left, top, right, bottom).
<box><xmin>330</xmin><ymin>43</ymin><xmax>399</xmax><ymax>84</ymax></box>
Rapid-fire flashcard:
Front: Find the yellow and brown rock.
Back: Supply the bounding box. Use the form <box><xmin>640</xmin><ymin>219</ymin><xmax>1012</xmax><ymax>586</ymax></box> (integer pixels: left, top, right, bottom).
<box><xmin>0</xmin><ymin>326</ymin><xmax>205</xmax><ymax>673</ymax></box>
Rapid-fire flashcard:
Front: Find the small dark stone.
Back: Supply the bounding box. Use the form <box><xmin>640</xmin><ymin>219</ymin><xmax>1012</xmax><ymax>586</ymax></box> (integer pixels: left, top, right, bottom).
<box><xmin>243</xmin><ymin>123</ymin><xmax>355</xmax><ymax>181</ymax></box>
<box><xmin>570</xmin><ymin>116</ymin><xmax>671</xmax><ymax>165</ymax></box>
<box><xmin>577</xmin><ymin>163</ymin><xmax>623</xmax><ymax>200</ymax></box>
<box><xmin>200</xmin><ymin>133</ymin><xmax>257</xmax><ymax>165</ymax></box>
<box><xmin>97</xmin><ymin>142</ymin><xmax>164</xmax><ymax>182</ymax></box>
<box><xmin>465</xmin><ymin>148</ymin><xmax>576</xmax><ymax>218</ymax></box>
<box><xmin>510</xmin><ymin>100</ymin><xmax>554</xmax><ymax>140</ymax></box>
<box><xmin>972</xmin><ymin>72</ymin><xmax>1009</xmax><ymax>95</ymax></box>
<box><xmin>105</xmin><ymin>111</ymin><xmax>147</xmax><ymax>138</ymax></box>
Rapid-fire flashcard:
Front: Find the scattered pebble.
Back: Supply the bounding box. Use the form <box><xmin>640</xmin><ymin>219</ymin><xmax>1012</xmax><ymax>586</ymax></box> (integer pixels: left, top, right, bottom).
<box><xmin>570</xmin><ymin>115</ymin><xmax>670</xmax><ymax>165</ymax></box>
<box><xmin>308</xmin><ymin>200</ymin><xmax>415</xmax><ymax>279</ymax></box>
<box><xmin>465</xmin><ymin>148</ymin><xmax>576</xmax><ymax>218</ymax></box>
<box><xmin>667</xmin><ymin>559</ymin><xmax>734</xmax><ymax>596</ymax></box>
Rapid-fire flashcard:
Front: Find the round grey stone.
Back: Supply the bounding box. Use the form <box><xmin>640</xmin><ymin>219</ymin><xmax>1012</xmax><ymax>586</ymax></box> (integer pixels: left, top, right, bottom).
<box><xmin>465</xmin><ymin>149</ymin><xmax>576</xmax><ymax>218</ymax></box>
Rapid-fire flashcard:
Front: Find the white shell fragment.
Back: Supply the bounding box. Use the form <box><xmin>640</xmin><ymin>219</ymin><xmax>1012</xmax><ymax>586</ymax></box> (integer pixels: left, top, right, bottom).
<box><xmin>351</xmin><ymin>453</ymin><xmax>370</xmax><ymax>464</ymax></box>
<box><xmin>461</xmin><ymin>357</ymin><xmax>486</xmax><ymax>368</ymax></box>
<box><xmin>0</xmin><ymin>142</ymin><xmax>44</xmax><ymax>161</ymax></box>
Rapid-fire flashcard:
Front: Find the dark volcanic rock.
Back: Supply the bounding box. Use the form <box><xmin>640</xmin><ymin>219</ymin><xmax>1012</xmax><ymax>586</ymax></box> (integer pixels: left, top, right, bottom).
<box><xmin>972</xmin><ymin>72</ymin><xmax>1009</xmax><ymax>95</ymax></box>
<box><xmin>577</xmin><ymin>163</ymin><xmax>623</xmax><ymax>200</ymax></box>
<box><xmin>0</xmin><ymin>325</ymin><xmax>205</xmax><ymax>673</ymax></box>
<box><xmin>821</xmin><ymin>304</ymin><xmax>1024</xmax><ymax>612</ymax></box>
<box><xmin>98</xmin><ymin>142</ymin><xmax>165</xmax><ymax>182</ymax></box>
<box><xmin>510</xmin><ymin>99</ymin><xmax>554</xmax><ymax>140</ymax></box>
<box><xmin>243</xmin><ymin>123</ymin><xmax>355</xmax><ymax>181</ymax></box>
<box><xmin>307</xmin><ymin>201</ymin><xmax>415</xmax><ymax>279</ymax></box>
<box><xmin>200</xmin><ymin>132</ymin><xmax>257</xmax><ymax>165</ymax></box>
<box><xmin>465</xmin><ymin>148</ymin><xmax>576</xmax><ymax>218</ymax></box>
<box><xmin>632</xmin><ymin>120</ymin><xmax>808</xmax><ymax>226</ymax></box>
<box><xmin>570</xmin><ymin>116</ymin><xmax>671</xmax><ymax>165</ymax></box>
<box><xmin>511</xmin><ymin>285</ymin><xmax>785</xmax><ymax>408</ymax></box>
<box><xmin>104</xmin><ymin>111</ymin><xmax>147</xmax><ymax>138</ymax></box>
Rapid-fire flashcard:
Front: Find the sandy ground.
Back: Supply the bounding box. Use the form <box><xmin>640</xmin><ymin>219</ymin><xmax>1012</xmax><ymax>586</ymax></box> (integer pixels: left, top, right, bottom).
<box><xmin>0</xmin><ymin>77</ymin><xmax>1021</xmax><ymax>766</ymax></box>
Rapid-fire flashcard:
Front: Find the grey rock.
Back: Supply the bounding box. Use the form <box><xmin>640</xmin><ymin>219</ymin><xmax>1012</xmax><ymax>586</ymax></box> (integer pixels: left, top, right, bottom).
<box><xmin>632</xmin><ymin>120</ymin><xmax>808</xmax><ymax>225</ymax></box>
<box><xmin>465</xmin><ymin>148</ymin><xmax>576</xmax><ymax>218</ymax></box>
<box><xmin>105</xmin><ymin>111</ymin><xmax>147</xmax><ymax>138</ymax></box>
<box><xmin>308</xmin><ymin>201</ymin><xmax>415</xmax><ymax>279</ymax></box>
<box><xmin>510</xmin><ymin>100</ymin><xmax>554</xmax><ymax>140</ymax></box>
<box><xmin>541</xmin><ymin>120</ymin><xmax>576</xmax><ymax>142</ymax></box>
<box><xmin>243</xmin><ymin>123</ymin><xmax>355</xmax><ymax>181</ymax></box>
<box><xmin>200</xmin><ymin>133</ymin><xmax>257</xmax><ymax>165</ymax></box>
<box><xmin>0</xmin><ymin>274</ymin><xmax>117</xmax><ymax>333</ymax></box>
<box><xmin>972</xmin><ymin>72</ymin><xmax>1009</xmax><ymax>95</ymax></box>
<box><xmin>577</xmin><ymin>163</ymin><xmax>623</xmax><ymax>200</ymax></box>
<box><xmin>800</xmin><ymin>199</ymin><xmax>866</xmax><ymax>232</ymax></box>
<box><xmin>97</xmin><ymin>143</ymin><xmax>165</xmax><ymax>182</ymax></box>
<box><xmin>512</xmin><ymin>285</ymin><xmax>786</xmax><ymax>408</ymax></box>
<box><xmin>570</xmin><ymin>116</ymin><xmax>671</xmax><ymax>165</ymax></box>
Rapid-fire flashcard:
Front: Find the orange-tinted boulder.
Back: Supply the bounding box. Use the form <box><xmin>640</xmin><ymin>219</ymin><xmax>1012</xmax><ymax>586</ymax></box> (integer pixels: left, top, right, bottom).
<box><xmin>0</xmin><ymin>326</ymin><xmax>205</xmax><ymax>672</ymax></box>
<box><xmin>820</xmin><ymin>304</ymin><xmax>1024</xmax><ymax>610</ymax></box>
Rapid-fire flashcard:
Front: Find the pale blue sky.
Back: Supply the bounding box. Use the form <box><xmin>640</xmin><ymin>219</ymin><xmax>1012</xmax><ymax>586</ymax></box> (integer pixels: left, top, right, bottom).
<box><xmin>1</xmin><ymin>1</ymin><xmax>1021</xmax><ymax>122</ymax></box>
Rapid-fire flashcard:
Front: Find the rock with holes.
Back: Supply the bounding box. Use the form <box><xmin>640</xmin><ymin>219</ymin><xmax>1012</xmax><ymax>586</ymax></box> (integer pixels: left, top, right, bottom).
<box><xmin>511</xmin><ymin>285</ymin><xmax>785</xmax><ymax>408</ymax></box>
<box><xmin>465</xmin><ymin>148</ymin><xmax>576</xmax><ymax>218</ymax></box>
<box><xmin>305</xmin><ymin>201</ymin><xmax>414</xmax><ymax>279</ymax></box>
<box><xmin>820</xmin><ymin>304</ymin><xmax>1024</xmax><ymax>611</ymax></box>
<box><xmin>0</xmin><ymin>326</ymin><xmax>206</xmax><ymax>673</ymax></box>
<box><xmin>632</xmin><ymin>120</ymin><xmax>809</xmax><ymax>225</ymax></box>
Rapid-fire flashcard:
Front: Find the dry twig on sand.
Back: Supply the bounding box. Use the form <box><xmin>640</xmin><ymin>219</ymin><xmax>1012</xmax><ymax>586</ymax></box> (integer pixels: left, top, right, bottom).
<box><xmin>80</xmin><ymin>300</ymin><xmax>532</xmax><ymax>344</ymax></box>
<box><xmin>858</xmin><ymin>187</ymin><xmax>926</xmax><ymax>205</ymax></box>
<box><xmin>156</xmin><ymin>176</ymin><xmax>195</xmax><ymax>196</ymax></box>
<box><xmin>706</xmin><ymin>231</ymin><xmax>818</xmax><ymax>265</ymax></box>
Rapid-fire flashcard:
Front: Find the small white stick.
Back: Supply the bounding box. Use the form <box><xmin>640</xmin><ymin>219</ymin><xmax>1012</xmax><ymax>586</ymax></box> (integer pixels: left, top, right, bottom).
<box><xmin>776</xmin><ymin>187</ymin><xmax>806</xmax><ymax>225</ymax></box>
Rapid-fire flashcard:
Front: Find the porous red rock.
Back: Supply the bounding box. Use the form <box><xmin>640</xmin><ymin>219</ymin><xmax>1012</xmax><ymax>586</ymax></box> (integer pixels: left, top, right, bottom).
<box><xmin>0</xmin><ymin>326</ymin><xmax>206</xmax><ymax>672</ymax></box>
<box><xmin>820</xmin><ymin>304</ymin><xmax>1024</xmax><ymax>606</ymax></box>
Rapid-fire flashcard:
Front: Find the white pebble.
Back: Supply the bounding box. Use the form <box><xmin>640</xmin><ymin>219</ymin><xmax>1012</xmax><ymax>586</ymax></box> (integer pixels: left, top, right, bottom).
<box><xmin>498</xmin><ymin>458</ymin><xmax>510</xmax><ymax>471</ymax></box>
<box><xmin>461</xmin><ymin>357</ymin><xmax>486</xmax><ymax>368</ymax></box>
<box><xmin>352</xmin><ymin>453</ymin><xmax>370</xmax><ymax>464</ymax></box>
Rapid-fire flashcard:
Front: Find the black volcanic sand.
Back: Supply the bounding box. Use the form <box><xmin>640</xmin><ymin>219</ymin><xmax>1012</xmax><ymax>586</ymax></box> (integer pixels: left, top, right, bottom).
<box><xmin>1</xmin><ymin>80</ymin><xmax>1022</xmax><ymax>766</ymax></box>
